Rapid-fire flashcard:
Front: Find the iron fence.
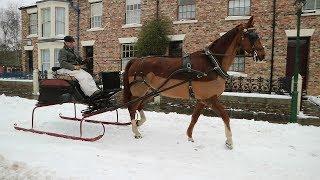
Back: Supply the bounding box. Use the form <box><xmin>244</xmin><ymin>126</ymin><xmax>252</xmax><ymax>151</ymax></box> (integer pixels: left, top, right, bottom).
<box><xmin>225</xmin><ymin>76</ymin><xmax>291</xmax><ymax>95</ymax></box>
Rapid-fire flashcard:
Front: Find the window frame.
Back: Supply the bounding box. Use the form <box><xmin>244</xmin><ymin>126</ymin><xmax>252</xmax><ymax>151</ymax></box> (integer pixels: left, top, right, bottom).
<box><xmin>40</xmin><ymin>49</ymin><xmax>50</xmax><ymax>72</ymax></box>
<box><xmin>125</xmin><ymin>0</ymin><xmax>141</xmax><ymax>25</ymax></box>
<box><xmin>55</xmin><ymin>7</ymin><xmax>65</xmax><ymax>36</ymax></box>
<box><xmin>228</xmin><ymin>0</ymin><xmax>251</xmax><ymax>16</ymax></box>
<box><xmin>121</xmin><ymin>43</ymin><xmax>136</xmax><ymax>70</ymax></box>
<box><xmin>177</xmin><ymin>0</ymin><xmax>196</xmax><ymax>20</ymax></box>
<box><xmin>90</xmin><ymin>1</ymin><xmax>103</xmax><ymax>28</ymax></box>
<box><xmin>41</xmin><ymin>8</ymin><xmax>51</xmax><ymax>37</ymax></box>
<box><xmin>303</xmin><ymin>0</ymin><xmax>320</xmax><ymax>12</ymax></box>
<box><xmin>54</xmin><ymin>48</ymin><xmax>61</xmax><ymax>67</ymax></box>
<box><xmin>229</xmin><ymin>49</ymin><xmax>245</xmax><ymax>72</ymax></box>
<box><xmin>29</xmin><ymin>13</ymin><xmax>38</xmax><ymax>35</ymax></box>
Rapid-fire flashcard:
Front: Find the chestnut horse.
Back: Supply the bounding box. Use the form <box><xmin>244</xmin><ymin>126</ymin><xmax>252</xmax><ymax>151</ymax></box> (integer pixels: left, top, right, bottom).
<box><xmin>123</xmin><ymin>17</ymin><xmax>265</xmax><ymax>149</ymax></box>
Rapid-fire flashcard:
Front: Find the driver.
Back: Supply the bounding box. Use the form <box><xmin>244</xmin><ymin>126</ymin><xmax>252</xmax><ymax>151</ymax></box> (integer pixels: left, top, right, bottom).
<box><xmin>57</xmin><ymin>36</ymin><xmax>101</xmax><ymax>98</ymax></box>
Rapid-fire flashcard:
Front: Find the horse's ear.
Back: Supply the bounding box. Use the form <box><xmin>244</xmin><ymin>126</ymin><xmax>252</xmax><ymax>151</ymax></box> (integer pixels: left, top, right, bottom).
<box><xmin>245</xmin><ymin>16</ymin><xmax>254</xmax><ymax>28</ymax></box>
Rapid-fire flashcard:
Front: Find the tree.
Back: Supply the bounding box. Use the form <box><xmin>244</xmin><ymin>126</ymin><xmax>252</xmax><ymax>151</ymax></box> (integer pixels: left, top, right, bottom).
<box><xmin>0</xmin><ymin>3</ymin><xmax>21</xmax><ymax>68</ymax></box>
<box><xmin>135</xmin><ymin>18</ymin><xmax>172</xmax><ymax>57</ymax></box>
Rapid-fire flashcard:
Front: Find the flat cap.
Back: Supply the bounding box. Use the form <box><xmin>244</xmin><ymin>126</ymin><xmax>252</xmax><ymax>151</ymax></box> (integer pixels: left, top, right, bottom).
<box><xmin>64</xmin><ymin>36</ymin><xmax>75</xmax><ymax>42</ymax></box>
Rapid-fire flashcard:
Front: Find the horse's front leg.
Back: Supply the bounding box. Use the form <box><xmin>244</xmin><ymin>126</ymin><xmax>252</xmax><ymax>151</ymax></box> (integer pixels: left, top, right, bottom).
<box><xmin>206</xmin><ymin>97</ymin><xmax>233</xmax><ymax>149</ymax></box>
<box><xmin>187</xmin><ymin>102</ymin><xmax>205</xmax><ymax>142</ymax></box>
<box><xmin>129</xmin><ymin>103</ymin><xmax>142</xmax><ymax>139</ymax></box>
<box><xmin>136</xmin><ymin>104</ymin><xmax>146</xmax><ymax>127</ymax></box>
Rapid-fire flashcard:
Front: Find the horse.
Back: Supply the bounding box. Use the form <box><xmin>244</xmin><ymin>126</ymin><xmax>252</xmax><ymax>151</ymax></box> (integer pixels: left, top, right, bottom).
<box><xmin>122</xmin><ymin>17</ymin><xmax>265</xmax><ymax>149</ymax></box>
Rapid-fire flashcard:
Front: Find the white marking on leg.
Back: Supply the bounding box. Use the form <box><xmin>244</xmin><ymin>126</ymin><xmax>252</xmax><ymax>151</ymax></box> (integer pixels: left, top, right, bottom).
<box><xmin>137</xmin><ymin>110</ymin><xmax>146</xmax><ymax>126</ymax></box>
<box><xmin>131</xmin><ymin>119</ymin><xmax>142</xmax><ymax>139</ymax></box>
<box><xmin>224</xmin><ymin>125</ymin><xmax>233</xmax><ymax>149</ymax></box>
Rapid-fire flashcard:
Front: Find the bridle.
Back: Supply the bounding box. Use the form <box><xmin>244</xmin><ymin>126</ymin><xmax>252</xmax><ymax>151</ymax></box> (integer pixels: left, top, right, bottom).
<box><xmin>242</xmin><ymin>28</ymin><xmax>264</xmax><ymax>61</ymax></box>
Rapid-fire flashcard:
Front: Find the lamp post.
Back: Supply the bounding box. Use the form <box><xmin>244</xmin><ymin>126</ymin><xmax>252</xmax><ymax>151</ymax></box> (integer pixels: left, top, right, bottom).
<box><xmin>290</xmin><ymin>0</ymin><xmax>306</xmax><ymax>123</ymax></box>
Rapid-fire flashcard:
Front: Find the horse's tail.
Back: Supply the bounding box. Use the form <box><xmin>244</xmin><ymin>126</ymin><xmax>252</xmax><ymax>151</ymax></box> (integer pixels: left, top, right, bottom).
<box><xmin>123</xmin><ymin>59</ymin><xmax>135</xmax><ymax>105</ymax></box>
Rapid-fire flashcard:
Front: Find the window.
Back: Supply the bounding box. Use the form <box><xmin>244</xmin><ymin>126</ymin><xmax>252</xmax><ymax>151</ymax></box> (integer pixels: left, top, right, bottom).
<box><xmin>121</xmin><ymin>43</ymin><xmax>136</xmax><ymax>69</ymax></box>
<box><xmin>54</xmin><ymin>48</ymin><xmax>61</xmax><ymax>67</ymax></box>
<box><xmin>178</xmin><ymin>0</ymin><xmax>196</xmax><ymax>20</ymax></box>
<box><xmin>91</xmin><ymin>2</ymin><xmax>102</xmax><ymax>28</ymax></box>
<box><xmin>169</xmin><ymin>41</ymin><xmax>183</xmax><ymax>57</ymax></box>
<box><xmin>55</xmin><ymin>7</ymin><xmax>65</xmax><ymax>35</ymax></box>
<box><xmin>303</xmin><ymin>0</ymin><xmax>320</xmax><ymax>11</ymax></box>
<box><xmin>41</xmin><ymin>49</ymin><xmax>50</xmax><ymax>72</ymax></box>
<box><xmin>126</xmin><ymin>0</ymin><xmax>141</xmax><ymax>24</ymax></box>
<box><xmin>29</xmin><ymin>13</ymin><xmax>37</xmax><ymax>35</ymax></box>
<box><xmin>229</xmin><ymin>49</ymin><xmax>245</xmax><ymax>72</ymax></box>
<box><xmin>41</xmin><ymin>8</ymin><xmax>51</xmax><ymax>37</ymax></box>
<box><xmin>228</xmin><ymin>0</ymin><xmax>250</xmax><ymax>16</ymax></box>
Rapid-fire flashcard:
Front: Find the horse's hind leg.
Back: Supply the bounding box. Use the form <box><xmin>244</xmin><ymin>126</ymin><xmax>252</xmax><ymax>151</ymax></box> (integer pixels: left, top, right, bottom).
<box><xmin>206</xmin><ymin>97</ymin><xmax>233</xmax><ymax>149</ymax></box>
<box><xmin>187</xmin><ymin>102</ymin><xmax>205</xmax><ymax>142</ymax></box>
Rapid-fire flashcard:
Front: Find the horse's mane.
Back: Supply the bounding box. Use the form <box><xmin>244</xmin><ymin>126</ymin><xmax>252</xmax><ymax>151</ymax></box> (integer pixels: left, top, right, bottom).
<box><xmin>208</xmin><ymin>25</ymin><xmax>242</xmax><ymax>61</ymax></box>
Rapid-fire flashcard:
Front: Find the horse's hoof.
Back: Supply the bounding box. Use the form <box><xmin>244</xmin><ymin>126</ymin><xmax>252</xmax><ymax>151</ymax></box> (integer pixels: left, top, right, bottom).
<box><xmin>134</xmin><ymin>135</ymin><xmax>142</xmax><ymax>139</ymax></box>
<box><xmin>188</xmin><ymin>137</ymin><xmax>194</xmax><ymax>142</ymax></box>
<box><xmin>225</xmin><ymin>141</ymin><xmax>233</xmax><ymax>150</ymax></box>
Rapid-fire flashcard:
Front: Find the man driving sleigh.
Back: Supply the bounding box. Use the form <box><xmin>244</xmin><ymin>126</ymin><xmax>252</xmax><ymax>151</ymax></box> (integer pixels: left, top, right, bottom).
<box><xmin>57</xmin><ymin>36</ymin><xmax>105</xmax><ymax>107</ymax></box>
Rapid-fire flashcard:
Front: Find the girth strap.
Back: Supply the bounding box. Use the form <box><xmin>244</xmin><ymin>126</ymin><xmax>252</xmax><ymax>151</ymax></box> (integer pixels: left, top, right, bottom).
<box><xmin>182</xmin><ymin>52</ymin><xmax>195</xmax><ymax>99</ymax></box>
<box><xmin>204</xmin><ymin>47</ymin><xmax>229</xmax><ymax>79</ymax></box>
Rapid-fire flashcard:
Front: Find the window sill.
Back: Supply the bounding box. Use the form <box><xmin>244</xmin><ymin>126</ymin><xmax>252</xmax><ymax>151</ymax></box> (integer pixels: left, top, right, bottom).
<box><xmin>27</xmin><ymin>34</ymin><xmax>38</xmax><ymax>38</ymax></box>
<box><xmin>87</xmin><ymin>27</ymin><xmax>105</xmax><ymax>32</ymax></box>
<box><xmin>122</xmin><ymin>23</ymin><xmax>142</xmax><ymax>28</ymax></box>
<box><xmin>302</xmin><ymin>10</ymin><xmax>320</xmax><ymax>16</ymax></box>
<box><xmin>173</xmin><ymin>19</ymin><xmax>198</xmax><ymax>25</ymax></box>
<box><xmin>225</xmin><ymin>16</ymin><xmax>251</xmax><ymax>21</ymax></box>
<box><xmin>227</xmin><ymin>71</ymin><xmax>247</xmax><ymax>77</ymax></box>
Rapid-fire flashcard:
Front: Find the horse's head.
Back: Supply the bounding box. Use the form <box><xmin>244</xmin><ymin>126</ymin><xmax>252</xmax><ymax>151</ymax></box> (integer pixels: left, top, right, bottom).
<box><xmin>240</xmin><ymin>17</ymin><xmax>266</xmax><ymax>61</ymax></box>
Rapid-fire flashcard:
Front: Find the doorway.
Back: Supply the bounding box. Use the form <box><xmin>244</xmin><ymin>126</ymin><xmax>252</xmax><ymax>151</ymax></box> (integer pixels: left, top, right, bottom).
<box><xmin>27</xmin><ymin>50</ymin><xmax>33</xmax><ymax>72</ymax></box>
<box><xmin>84</xmin><ymin>46</ymin><xmax>94</xmax><ymax>75</ymax></box>
<box><xmin>285</xmin><ymin>37</ymin><xmax>310</xmax><ymax>94</ymax></box>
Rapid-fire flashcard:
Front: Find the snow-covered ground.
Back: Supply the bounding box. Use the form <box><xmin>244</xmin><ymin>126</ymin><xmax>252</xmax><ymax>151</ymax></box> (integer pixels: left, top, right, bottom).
<box><xmin>1</xmin><ymin>94</ymin><xmax>320</xmax><ymax>180</ymax></box>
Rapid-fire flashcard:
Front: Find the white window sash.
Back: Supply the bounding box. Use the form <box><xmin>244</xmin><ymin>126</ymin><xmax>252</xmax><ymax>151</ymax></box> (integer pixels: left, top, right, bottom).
<box><xmin>55</xmin><ymin>7</ymin><xmax>65</xmax><ymax>35</ymax></box>
<box><xmin>41</xmin><ymin>49</ymin><xmax>50</xmax><ymax>71</ymax></box>
<box><xmin>126</xmin><ymin>0</ymin><xmax>141</xmax><ymax>24</ymax></box>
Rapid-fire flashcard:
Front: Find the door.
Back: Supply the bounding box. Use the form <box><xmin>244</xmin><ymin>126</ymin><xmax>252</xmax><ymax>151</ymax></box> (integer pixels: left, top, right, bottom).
<box><xmin>84</xmin><ymin>46</ymin><xmax>94</xmax><ymax>75</ymax></box>
<box><xmin>27</xmin><ymin>50</ymin><xmax>33</xmax><ymax>72</ymax></box>
<box><xmin>286</xmin><ymin>37</ymin><xmax>310</xmax><ymax>93</ymax></box>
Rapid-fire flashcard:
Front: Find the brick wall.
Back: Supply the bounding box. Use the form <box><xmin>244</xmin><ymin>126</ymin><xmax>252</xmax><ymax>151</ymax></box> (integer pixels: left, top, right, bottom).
<box><xmin>20</xmin><ymin>0</ymin><xmax>320</xmax><ymax>95</ymax></box>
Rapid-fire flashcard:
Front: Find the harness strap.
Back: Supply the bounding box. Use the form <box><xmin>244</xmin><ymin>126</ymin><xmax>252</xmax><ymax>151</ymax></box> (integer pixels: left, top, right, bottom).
<box><xmin>204</xmin><ymin>47</ymin><xmax>229</xmax><ymax>79</ymax></box>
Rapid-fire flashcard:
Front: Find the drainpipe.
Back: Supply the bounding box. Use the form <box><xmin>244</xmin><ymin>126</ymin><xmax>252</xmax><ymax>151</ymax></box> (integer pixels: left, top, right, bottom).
<box><xmin>67</xmin><ymin>0</ymin><xmax>81</xmax><ymax>52</ymax></box>
<box><xmin>269</xmin><ymin>0</ymin><xmax>276</xmax><ymax>94</ymax></box>
<box><xmin>156</xmin><ymin>0</ymin><xmax>159</xmax><ymax>19</ymax></box>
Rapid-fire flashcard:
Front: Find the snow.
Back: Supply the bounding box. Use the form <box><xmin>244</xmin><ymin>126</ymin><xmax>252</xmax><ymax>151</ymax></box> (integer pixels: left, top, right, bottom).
<box><xmin>0</xmin><ymin>78</ymin><xmax>33</xmax><ymax>82</ymax></box>
<box><xmin>308</xmin><ymin>96</ymin><xmax>320</xmax><ymax>107</ymax></box>
<box><xmin>1</xmin><ymin>95</ymin><xmax>320</xmax><ymax>180</ymax></box>
<box><xmin>222</xmin><ymin>92</ymin><xmax>291</xmax><ymax>99</ymax></box>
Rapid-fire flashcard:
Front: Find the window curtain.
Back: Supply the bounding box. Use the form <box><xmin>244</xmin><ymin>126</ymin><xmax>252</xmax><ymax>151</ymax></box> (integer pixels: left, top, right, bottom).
<box><xmin>55</xmin><ymin>7</ymin><xmax>65</xmax><ymax>35</ymax></box>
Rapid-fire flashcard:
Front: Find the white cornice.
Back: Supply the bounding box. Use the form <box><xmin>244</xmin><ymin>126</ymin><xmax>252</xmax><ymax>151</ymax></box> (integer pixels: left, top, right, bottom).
<box><xmin>118</xmin><ymin>37</ymin><xmax>138</xmax><ymax>44</ymax></box>
<box><xmin>168</xmin><ymin>34</ymin><xmax>186</xmax><ymax>41</ymax></box>
<box><xmin>81</xmin><ymin>40</ymin><xmax>95</xmax><ymax>46</ymax></box>
<box><xmin>285</xmin><ymin>29</ymin><xmax>315</xmax><ymax>37</ymax></box>
<box><xmin>88</xmin><ymin>0</ymin><xmax>103</xmax><ymax>3</ymax></box>
<box><xmin>26</xmin><ymin>7</ymin><xmax>37</xmax><ymax>14</ymax></box>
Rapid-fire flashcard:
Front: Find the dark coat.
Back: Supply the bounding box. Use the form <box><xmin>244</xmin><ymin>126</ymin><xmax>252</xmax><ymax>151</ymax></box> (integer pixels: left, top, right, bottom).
<box><xmin>58</xmin><ymin>46</ymin><xmax>83</xmax><ymax>70</ymax></box>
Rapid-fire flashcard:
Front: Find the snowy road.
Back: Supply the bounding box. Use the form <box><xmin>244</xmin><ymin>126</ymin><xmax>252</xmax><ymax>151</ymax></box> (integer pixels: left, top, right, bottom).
<box><xmin>0</xmin><ymin>95</ymin><xmax>319</xmax><ymax>180</ymax></box>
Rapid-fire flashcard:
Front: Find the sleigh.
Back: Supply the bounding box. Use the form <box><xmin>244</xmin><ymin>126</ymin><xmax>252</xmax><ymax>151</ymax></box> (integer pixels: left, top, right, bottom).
<box><xmin>14</xmin><ymin>67</ymin><xmax>130</xmax><ymax>141</ymax></box>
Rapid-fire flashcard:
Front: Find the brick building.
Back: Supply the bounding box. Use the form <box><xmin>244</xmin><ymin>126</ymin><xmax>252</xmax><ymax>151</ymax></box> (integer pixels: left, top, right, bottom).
<box><xmin>19</xmin><ymin>0</ymin><xmax>320</xmax><ymax>95</ymax></box>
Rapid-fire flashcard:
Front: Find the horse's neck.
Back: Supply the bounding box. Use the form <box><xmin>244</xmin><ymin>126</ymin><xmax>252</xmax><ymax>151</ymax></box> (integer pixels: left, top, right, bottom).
<box><xmin>221</xmin><ymin>33</ymin><xmax>242</xmax><ymax>71</ymax></box>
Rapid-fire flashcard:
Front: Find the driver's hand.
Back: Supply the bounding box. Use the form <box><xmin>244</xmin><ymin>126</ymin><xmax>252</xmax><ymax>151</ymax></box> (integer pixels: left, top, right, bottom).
<box><xmin>74</xmin><ymin>65</ymin><xmax>81</xmax><ymax>70</ymax></box>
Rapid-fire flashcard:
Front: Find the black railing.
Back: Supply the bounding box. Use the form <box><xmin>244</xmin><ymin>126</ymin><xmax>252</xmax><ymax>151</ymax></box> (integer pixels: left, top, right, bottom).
<box><xmin>225</xmin><ymin>76</ymin><xmax>291</xmax><ymax>95</ymax></box>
